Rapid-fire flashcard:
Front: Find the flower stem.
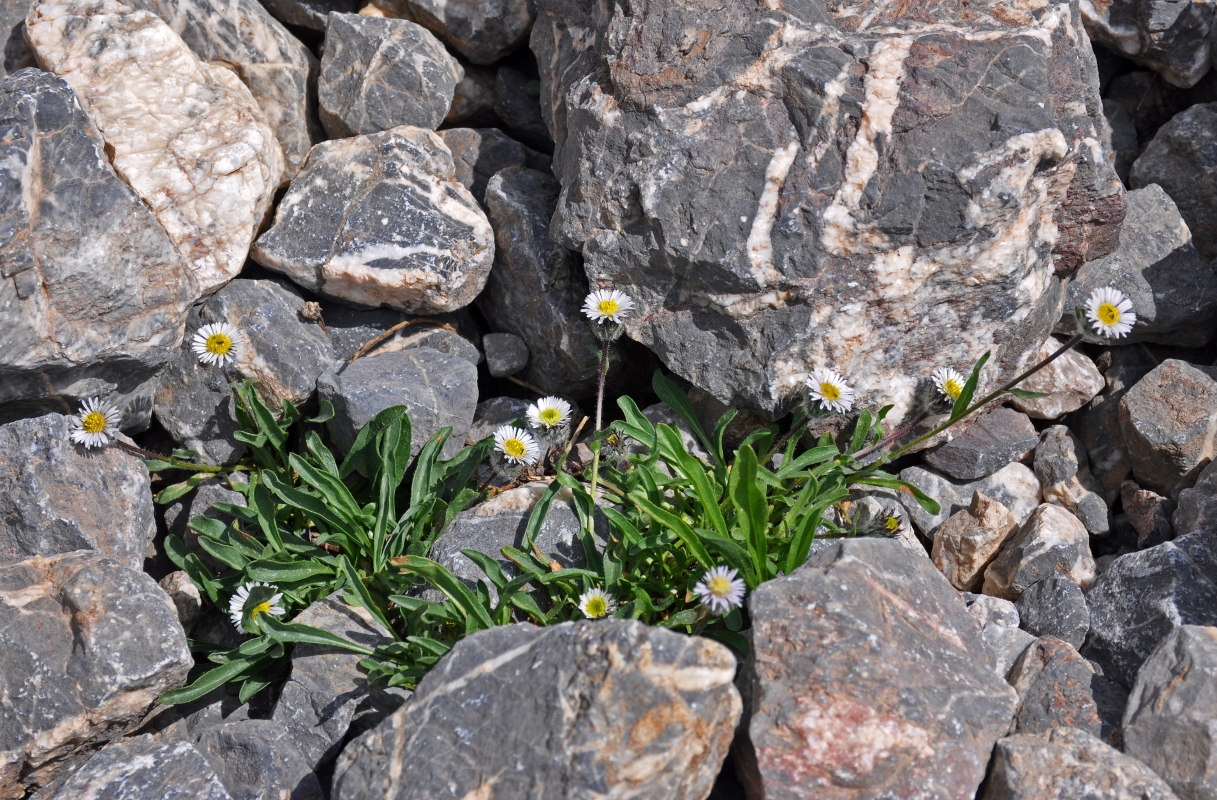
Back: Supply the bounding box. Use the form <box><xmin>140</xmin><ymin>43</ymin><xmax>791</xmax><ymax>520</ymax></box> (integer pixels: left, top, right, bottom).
<box><xmin>588</xmin><ymin>343</ymin><xmax>611</xmax><ymax>509</ymax></box>
<box><xmin>112</xmin><ymin>440</ymin><xmax>227</xmax><ymax>473</ymax></box>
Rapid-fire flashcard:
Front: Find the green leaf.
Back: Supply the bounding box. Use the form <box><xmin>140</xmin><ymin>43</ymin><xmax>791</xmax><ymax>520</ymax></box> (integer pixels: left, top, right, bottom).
<box><xmin>848</xmin><ymin>408</ymin><xmax>874</xmax><ymax>454</ymax></box>
<box><xmin>158</xmin><ymin>657</ymin><xmax>255</xmax><ymax>704</ymax></box>
<box><xmin>259</xmin><ymin>614</ymin><xmax>376</xmax><ymax>655</ymax></box>
<box><xmin>244</xmin><ymin>557</ymin><xmax>336</xmax><ymax>585</ymax></box>
<box><xmin>727</xmin><ymin>444</ymin><xmax>768</xmax><ymax>583</ymax></box>
<box><xmin>154</xmin><ymin>472</ymin><xmax>208</xmax><ymax>504</ymax></box>
<box><xmin>163</xmin><ymin>534</ymin><xmax>219</xmax><ymax>604</ymax></box>
<box><xmin>853</xmin><ymin>476</ymin><xmax>941</xmax><ymax>515</ymax></box>
<box><xmin>263</xmin><ymin>471</ymin><xmax>361</xmax><ymax>544</ymax></box>
<box><xmin>337</xmin><ymin>555</ymin><xmax>396</xmax><ymax>636</ymax></box>
<box><xmin>651</xmin><ymin>371</ymin><xmax>717</xmax><ymax>463</ymax></box>
<box><xmin>656</xmin><ymin>425</ymin><xmax>728</xmax><ymax>538</ymax></box>
<box><xmin>950</xmin><ymin>351</ymin><xmax>990</xmax><ymax>422</ymax></box>
<box><xmin>629</xmin><ymin>493</ymin><xmax>715</xmax><ymax>570</ymax></box>
<box><xmin>395</xmin><ymin>555</ymin><xmax>495</xmax><ymax>630</ymax></box>
<box><xmin>1003</xmin><ymin>387</ymin><xmax>1049</xmax><ymax>400</ymax></box>
<box><xmin>340</xmin><ymin>405</ymin><xmax>412</xmax><ymax>479</ymax></box>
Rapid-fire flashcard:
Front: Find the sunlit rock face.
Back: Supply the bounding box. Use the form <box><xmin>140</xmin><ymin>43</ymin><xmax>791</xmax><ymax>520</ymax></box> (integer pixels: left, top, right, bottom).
<box><xmin>26</xmin><ymin>0</ymin><xmax>285</xmax><ymax>293</ymax></box>
<box><xmin>533</xmin><ymin>0</ymin><xmax>1125</xmax><ymax>420</ymax></box>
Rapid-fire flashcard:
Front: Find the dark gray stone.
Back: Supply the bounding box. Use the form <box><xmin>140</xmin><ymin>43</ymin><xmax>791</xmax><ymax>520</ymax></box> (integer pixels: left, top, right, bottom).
<box><xmin>479</xmin><ymin>167</ymin><xmax>600</xmax><ymax>395</ymax></box>
<box><xmin>494</xmin><ymin>66</ymin><xmax>551</xmax><ymax>150</ymax></box>
<box><xmin>468</xmin><ymin>396</ymin><xmax>531</xmax><ymax>444</ymax></box>
<box><xmin>739</xmin><ymin>538</ymin><xmax>1017</xmax><ymax>799</ymax></box>
<box><xmin>0</xmin><ymin>551</ymin><xmax>193</xmax><ymax>797</ymax></box>
<box><xmin>319</xmin><ymin>13</ymin><xmax>461</xmax><ymax>137</ymax></box>
<box><xmin>443</xmin><ymin>66</ymin><xmax>498</xmax><ymax>127</ymax></box>
<box><xmin>0</xmin><ymin>2</ymin><xmax>33</xmax><ymax>78</ymax></box>
<box><xmin>1176</xmin><ymin>460</ymin><xmax>1217</xmax><ymax>536</ymax></box>
<box><xmin>252</xmin><ymin>126</ymin><xmax>494</xmax><ymax>315</ymax></box>
<box><xmin>963</xmin><ymin>593</ymin><xmax>1037</xmax><ymax>679</ymax></box>
<box><xmin>368</xmin><ymin>0</ymin><xmax>533</xmax><ymax>65</ymax></box>
<box><xmin>1132</xmin><ymin>103</ymin><xmax>1217</xmax><ymax>261</ymax></box>
<box><xmin>924</xmin><ymin>407</ymin><xmax>1038</xmax><ymax>481</ymax></box>
<box><xmin>982</xmin><ymin>727</ymin><xmax>1181</xmax><ymax>800</ymax></box>
<box><xmin>256</xmin><ymin>0</ymin><xmax>357</xmax><ymax>30</ymax></box>
<box><xmin>1034</xmin><ymin>425</ymin><xmax>1110</xmax><ymax>536</ymax></box>
<box><xmin>332</xmin><ymin>621</ymin><xmax>739</xmax><ymax>800</ymax></box>
<box><xmin>1122</xmin><ymin>480</ymin><xmax>1176</xmax><ymax>548</ymax></box>
<box><xmin>1015</xmin><ymin>575</ymin><xmax>1091</xmax><ymax>650</ymax></box>
<box><xmin>1083</xmin><ymin>530</ymin><xmax>1217</xmax><ymax>687</ymax></box>
<box><xmin>438</xmin><ymin>128</ymin><xmax>548</xmax><ymax>205</ymax></box>
<box><xmin>532</xmin><ymin>0</ymin><xmax>1123</xmax><ymax>421</ymax></box>
<box><xmin>314</xmin><ymin>304</ymin><xmax>478</xmax><ymax>364</ymax></box>
<box><xmin>1118</xmin><ymin>359</ymin><xmax>1217</xmax><ymax>498</ymax></box>
<box><xmin>982</xmin><ymin>504</ymin><xmax>1097</xmax><ymax>601</ymax></box>
<box><xmin>0</xmin><ymin>68</ymin><xmax>196</xmax><ymax>417</ymax></box>
<box><xmin>899</xmin><ymin>464</ymin><xmax>1042</xmax><ymax>537</ymax></box>
<box><xmin>47</xmin><ymin>736</ymin><xmax>233</xmax><ymax>800</ymax></box>
<box><xmin>1103</xmin><ymin>97</ymin><xmax>1139</xmax><ymax>184</ymax></box>
<box><xmin>1081</xmin><ymin>0</ymin><xmax>1215</xmax><ymax>87</ymax></box>
<box><xmin>482</xmin><ymin>331</ymin><xmax>529</xmax><ymax>378</ymax></box>
<box><xmin>1123</xmin><ymin>625</ymin><xmax>1217</xmax><ymax>800</ymax></box>
<box><xmin>193</xmin><ymin>719</ymin><xmax>323</xmax><ymax>800</ymax></box>
<box><xmin>1007</xmin><ymin>636</ymin><xmax>1103</xmax><ymax>737</ymax></box>
<box><xmin>316</xmin><ymin>346</ymin><xmax>477</xmax><ymax>459</ymax></box>
<box><xmin>0</xmin><ymin>414</ymin><xmax>156</xmax><ymax>569</ymax></box>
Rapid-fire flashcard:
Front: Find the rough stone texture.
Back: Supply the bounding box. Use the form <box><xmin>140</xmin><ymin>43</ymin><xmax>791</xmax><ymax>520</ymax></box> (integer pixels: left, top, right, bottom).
<box><xmin>193</xmin><ymin>719</ymin><xmax>324</xmax><ymax>800</ymax></box>
<box><xmin>982</xmin><ymin>503</ymin><xmax>1097</xmax><ymax>601</ymax></box>
<box><xmin>257</xmin><ymin>0</ymin><xmax>356</xmax><ymax>30</ymax></box>
<box><xmin>46</xmin><ymin>736</ymin><xmax>233</xmax><ymax>800</ymax></box>
<box><xmin>1015</xmin><ymin>574</ymin><xmax>1090</xmax><ymax>649</ymax></box>
<box><xmin>365</xmin><ymin>0</ymin><xmax>533</xmax><ymax>64</ymax></box>
<box><xmin>1008</xmin><ymin>336</ymin><xmax>1105</xmax><ymax>419</ymax></box>
<box><xmin>931</xmin><ymin>491</ymin><xmax>1020</xmax><ymax>592</ymax></box>
<box><xmin>316</xmin><ymin>346</ymin><xmax>478</xmax><ymax>459</ymax></box>
<box><xmin>0</xmin><ymin>414</ymin><xmax>156</xmax><ymax>570</ymax></box>
<box><xmin>438</xmin><ymin>128</ymin><xmax>546</xmax><ymax>205</ymax></box>
<box><xmin>0</xmin><ymin>551</ymin><xmax>193</xmax><ymax>797</ymax></box>
<box><xmin>252</xmin><ymin>126</ymin><xmax>494</xmax><ymax>314</ymax></box>
<box><xmin>316</xmin><ymin>304</ymin><xmax>479</xmax><ymax>363</ymax></box>
<box><xmin>332</xmin><ymin>620</ymin><xmax>740</xmax><ymax>800</ymax></box>
<box><xmin>1084</xmin><ymin>530</ymin><xmax>1217</xmax><ymax>687</ymax></box>
<box><xmin>494</xmin><ymin>65</ymin><xmax>551</xmax><ymax>151</ymax></box>
<box><xmin>1034</xmin><ymin>424</ymin><xmax>1110</xmax><ymax>537</ymax></box>
<box><xmin>899</xmin><ymin>463</ymin><xmax>1042</xmax><ymax>536</ymax></box>
<box><xmin>1061</xmin><ymin>184</ymin><xmax>1217</xmax><ymax>347</ymax></box>
<box><xmin>982</xmin><ymin>727</ymin><xmax>1182</xmax><ymax>800</ymax></box>
<box><xmin>1</xmin><ymin>2</ymin><xmax>34</xmax><ymax>77</ymax></box>
<box><xmin>158</xmin><ymin>571</ymin><xmax>203</xmax><ymax>633</ymax></box>
<box><xmin>740</xmin><ymin>538</ymin><xmax>1018</xmax><ymax>800</ymax></box>
<box><xmin>27</xmin><ymin>0</ymin><xmax>285</xmax><ymax>292</ymax></box>
<box><xmin>0</xmin><ymin>69</ymin><xmax>196</xmax><ymax>414</ymax></box>
<box><xmin>1080</xmin><ymin>0</ymin><xmax>1216</xmax><ymax>87</ymax></box>
<box><xmin>479</xmin><ymin>167</ymin><xmax>600</xmax><ymax>395</ymax></box>
<box><xmin>965</xmin><ymin>593</ymin><xmax>1037</xmax><ymax>678</ymax></box>
<box><xmin>1122</xmin><ymin>480</ymin><xmax>1175</xmax><ymax>548</ymax></box>
<box><xmin>124</xmin><ymin>0</ymin><xmax>318</xmax><ymax>175</ymax></box>
<box><xmin>272</xmin><ymin>595</ymin><xmax>406</xmax><ymax>771</ymax></box>
<box><xmin>318</xmin><ymin>13</ymin><xmax>461</xmax><ymax>138</ymax></box>
<box><xmin>1132</xmin><ymin>104</ymin><xmax>1217</xmax><ymax>261</ymax></box>
<box><xmin>925</xmin><ymin>408</ymin><xmax>1038</xmax><ymax>481</ymax></box>
<box><xmin>531</xmin><ymin>0</ymin><xmax>1124</xmax><ymax>422</ymax></box>
<box><xmin>1123</xmin><ymin>625</ymin><xmax>1217</xmax><ymax>800</ymax></box>
<box><xmin>1119</xmin><ymin>359</ymin><xmax>1217</xmax><ymax>498</ymax></box>
<box><xmin>468</xmin><ymin>396</ymin><xmax>531</xmax><ymax>444</ymax></box>
<box><xmin>1176</xmin><ymin>460</ymin><xmax>1217</xmax><ymax>536</ymax></box>
<box><xmin>482</xmin><ymin>331</ymin><xmax>529</xmax><ymax>378</ymax></box>
<box><xmin>444</xmin><ymin>66</ymin><xmax>498</xmax><ymax>127</ymax></box>
<box><xmin>1007</xmin><ymin>636</ymin><xmax>1103</xmax><ymax>737</ymax></box>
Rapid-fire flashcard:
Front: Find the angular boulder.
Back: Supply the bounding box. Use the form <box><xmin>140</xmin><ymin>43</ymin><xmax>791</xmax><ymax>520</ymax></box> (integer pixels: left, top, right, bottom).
<box><xmin>1119</xmin><ymin>359</ymin><xmax>1217</xmax><ymax>498</ymax></box>
<box><xmin>46</xmin><ymin>736</ymin><xmax>234</xmax><ymax>800</ymax></box>
<box><xmin>365</xmin><ymin>0</ymin><xmax>533</xmax><ymax>64</ymax></box>
<box><xmin>1131</xmin><ymin>103</ymin><xmax>1217</xmax><ymax>261</ymax></box>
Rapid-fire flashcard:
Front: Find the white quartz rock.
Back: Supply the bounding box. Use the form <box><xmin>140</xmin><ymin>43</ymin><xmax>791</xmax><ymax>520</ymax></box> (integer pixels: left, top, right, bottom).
<box><xmin>27</xmin><ymin>0</ymin><xmax>285</xmax><ymax>292</ymax></box>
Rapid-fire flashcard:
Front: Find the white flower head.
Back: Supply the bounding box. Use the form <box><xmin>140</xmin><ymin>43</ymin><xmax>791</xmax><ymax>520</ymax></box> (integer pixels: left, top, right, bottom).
<box><xmin>806</xmin><ymin>367</ymin><xmax>855</xmax><ymax>414</ymax></box>
<box><xmin>69</xmin><ymin>397</ymin><xmax>122</xmax><ymax>449</ymax></box>
<box><xmin>931</xmin><ymin>367</ymin><xmax>966</xmax><ymax>402</ymax></box>
<box><xmin>493</xmin><ymin>424</ymin><xmax>541</xmax><ymax>466</ymax></box>
<box><xmin>192</xmin><ymin>321</ymin><xmax>243</xmax><ymax>367</ymax></box>
<box><xmin>527</xmin><ymin>396</ymin><xmax>573</xmax><ymax>431</ymax></box>
<box><xmin>578</xmin><ymin>587</ymin><xmax>616</xmax><ymax>619</ymax></box>
<box><xmin>1085</xmin><ymin>286</ymin><xmax>1137</xmax><ymax>339</ymax></box>
<box><xmin>228</xmin><ymin>580</ymin><xmax>285</xmax><ymax>634</ymax></box>
<box><xmin>582</xmin><ymin>288</ymin><xmax>634</xmax><ymax>324</ymax></box>
<box><xmin>694</xmin><ymin>565</ymin><xmax>746</xmax><ymax>617</ymax></box>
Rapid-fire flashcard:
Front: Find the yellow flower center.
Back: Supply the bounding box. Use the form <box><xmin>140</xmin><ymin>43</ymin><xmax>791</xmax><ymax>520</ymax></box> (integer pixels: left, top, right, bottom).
<box><xmin>251</xmin><ymin>600</ymin><xmax>272</xmax><ymax>619</ymax></box>
<box><xmin>706</xmin><ymin>575</ymin><xmax>733</xmax><ymax>597</ymax></box>
<box><xmin>944</xmin><ymin>379</ymin><xmax>962</xmax><ymax>399</ymax></box>
<box><xmin>1097</xmin><ymin>303</ymin><xmax>1119</xmax><ymax>326</ymax></box>
<box><xmin>539</xmin><ymin>408</ymin><xmax>561</xmax><ymax>426</ymax></box>
<box><xmin>605</xmin><ymin>433</ymin><xmax>621</xmax><ymax>447</ymax></box>
<box><xmin>503</xmin><ymin>438</ymin><xmax>526</xmax><ymax>459</ymax></box>
<box><xmin>597</xmin><ymin>299</ymin><xmax>619</xmax><ymax>317</ymax></box>
<box><xmin>585</xmin><ymin>597</ymin><xmax>608</xmax><ymax>617</ymax></box>
<box><xmin>82</xmin><ymin>411</ymin><xmax>108</xmax><ymax>434</ymax></box>
<box><xmin>819</xmin><ymin>382</ymin><xmax>841</xmax><ymax>402</ymax></box>
<box><xmin>884</xmin><ymin>516</ymin><xmax>900</xmax><ymax>533</ymax></box>
<box><xmin>206</xmin><ymin>333</ymin><xmax>233</xmax><ymax>356</ymax></box>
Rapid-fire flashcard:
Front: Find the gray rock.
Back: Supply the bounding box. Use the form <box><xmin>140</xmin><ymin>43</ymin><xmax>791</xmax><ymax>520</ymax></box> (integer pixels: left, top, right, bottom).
<box><xmin>366</xmin><ymin>0</ymin><xmax>533</xmax><ymax>64</ymax></box>
<box><xmin>438</xmin><ymin>128</ymin><xmax>547</xmax><ymax>205</ymax></box>
<box><xmin>332</xmin><ymin>620</ymin><xmax>740</xmax><ymax>800</ymax></box>
<box><xmin>964</xmin><ymin>593</ymin><xmax>1038</xmax><ymax>679</ymax></box>
<box><xmin>193</xmin><ymin>719</ymin><xmax>322</xmax><ymax>800</ymax></box>
<box><xmin>1103</xmin><ymin>97</ymin><xmax>1140</xmax><ymax>184</ymax></box>
<box><xmin>982</xmin><ymin>504</ymin><xmax>1097</xmax><ymax>601</ymax></box>
<box><xmin>1175</xmin><ymin>460</ymin><xmax>1217</xmax><ymax>536</ymax></box>
<box><xmin>1034</xmin><ymin>425</ymin><xmax>1110</xmax><ymax>537</ymax></box>
<box><xmin>0</xmin><ymin>2</ymin><xmax>33</xmax><ymax>78</ymax></box>
<box><xmin>47</xmin><ymin>736</ymin><xmax>233</xmax><ymax>800</ymax></box>
<box><xmin>271</xmin><ymin>595</ymin><xmax>405</xmax><ymax>771</ymax></box>
<box><xmin>532</xmin><ymin>0</ymin><xmax>1124</xmax><ymax>421</ymax></box>
<box><xmin>318</xmin><ymin>13</ymin><xmax>461</xmax><ymax>138</ymax></box>
<box><xmin>257</xmin><ymin>0</ymin><xmax>357</xmax><ymax>30</ymax></box>
<box><xmin>1008</xmin><ymin>337</ymin><xmax>1105</xmax><ymax>420</ymax></box>
<box><xmin>316</xmin><ymin>346</ymin><xmax>477</xmax><ymax>459</ymax></box>
<box><xmin>0</xmin><ymin>414</ymin><xmax>155</xmax><ymax>570</ymax></box>
<box><xmin>479</xmin><ymin>167</ymin><xmax>600</xmax><ymax>395</ymax></box>
<box><xmin>314</xmin><ymin>304</ymin><xmax>478</xmax><ymax>364</ymax></box>
<box><xmin>482</xmin><ymin>331</ymin><xmax>529</xmax><ymax>378</ymax></box>
<box><xmin>899</xmin><ymin>463</ymin><xmax>1042</xmax><ymax>537</ymax></box>
<box><xmin>1080</xmin><ymin>0</ymin><xmax>1215</xmax><ymax>87</ymax></box>
<box><xmin>252</xmin><ymin>126</ymin><xmax>494</xmax><ymax>315</ymax></box>
<box><xmin>1123</xmin><ymin>625</ymin><xmax>1217</xmax><ymax>800</ymax></box>
<box><xmin>1119</xmin><ymin>359</ymin><xmax>1217</xmax><ymax>498</ymax></box>
<box><xmin>494</xmin><ymin>66</ymin><xmax>551</xmax><ymax>150</ymax></box>
<box><xmin>443</xmin><ymin>66</ymin><xmax>498</xmax><ymax>127</ymax></box>
<box><xmin>125</xmin><ymin>0</ymin><xmax>318</xmax><ymax>175</ymax></box>
<box><xmin>1083</xmin><ymin>530</ymin><xmax>1217</xmax><ymax>687</ymax></box>
<box><xmin>925</xmin><ymin>408</ymin><xmax>1038</xmax><ymax>481</ymax></box>
<box><xmin>739</xmin><ymin>538</ymin><xmax>1017</xmax><ymax>799</ymax></box>
<box><xmin>1007</xmin><ymin>636</ymin><xmax>1103</xmax><ymax>737</ymax></box>
<box><xmin>1122</xmin><ymin>480</ymin><xmax>1175</xmax><ymax>548</ymax></box>
<box><xmin>468</xmin><ymin>396</ymin><xmax>531</xmax><ymax>444</ymax></box>
<box><xmin>1132</xmin><ymin>103</ymin><xmax>1217</xmax><ymax>261</ymax></box>
<box><xmin>982</xmin><ymin>727</ymin><xmax>1181</xmax><ymax>800</ymax></box>
<box><xmin>1060</xmin><ymin>184</ymin><xmax>1217</xmax><ymax>347</ymax></box>
<box><xmin>0</xmin><ymin>69</ymin><xmax>196</xmax><ymax>415</ymax></box>
<box><xmin>159</xmin><ymin>571</ymin><xmax>204</xmax><ymax>633</ymax></box>
<box><xmin>0</xmin><ymin>551</ymin><xmax>193</xmax><ymax>797</ymax></box>
<box><xmin>1015</xmin><ymin>575</ymin><xmax>1091</xmax><ymax>650</ymax></box>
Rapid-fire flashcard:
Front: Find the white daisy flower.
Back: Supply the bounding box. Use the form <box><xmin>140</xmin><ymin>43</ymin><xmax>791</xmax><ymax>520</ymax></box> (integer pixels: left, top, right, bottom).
<box><xmin>582</xmin><ymin>288</ymin><xmax>634</xmax><ymax>324</ymax></box>
<box><xmin>493</xmin><ymin>424</ymin><xmax>541</xmax><ymax>466</ymax></box>
<box><xmin>228</xmin><ymin>580</ymin><xmax>285</xmax><ymax>634</ymax></box>
<box><xmin>578</xmin><ymin>587</ymin><xmax>616</xmax><ymax>619</ymax></box>
<box><xmin>1085</xmin><ymin>286</ymin><xmax>1137</xmax><ymax>339</ymax></box>
<box><xmin>806</xmin><ymin>367</ymin><xmax>855</xmax><ymax>414</ymax></box>
<box><xmin>192</xmin><ymin>322</ymin><xmax>243</xmax><ymax>367</ymax></box>
<box><xmin>527</xmin><ymin>396</ymin><xmax>573</xmax><ymax>430</ymax></box>
<box><xmin>69</xmin><ymin>397</ymin><xmax>122</xmax><ymax>449</ymax></box>
<box><xmin>694</xmin><ymin>565</ymin><xmax>746</xmax><ymax>617</ymax></box>
<box><xmin>931</xmin><ymin>366</ymin><xmax>966</xmax><ymax>401</ymax></box>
